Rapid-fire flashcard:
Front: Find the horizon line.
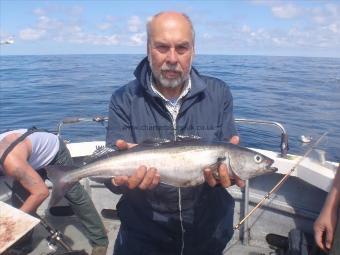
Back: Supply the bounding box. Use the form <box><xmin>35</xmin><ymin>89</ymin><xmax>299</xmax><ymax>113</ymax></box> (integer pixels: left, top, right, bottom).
<box><xmin>1</xmin><ymin>52</ymin><xmax>339</xmax><ymax>60</ymax></box>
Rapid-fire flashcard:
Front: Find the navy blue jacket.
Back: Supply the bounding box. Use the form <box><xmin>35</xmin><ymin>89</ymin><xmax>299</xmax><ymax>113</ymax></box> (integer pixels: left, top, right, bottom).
<box><xmin>106</xmin><ymin>57</ymin><xmax>237</xmax><ymax>254</ymax></box>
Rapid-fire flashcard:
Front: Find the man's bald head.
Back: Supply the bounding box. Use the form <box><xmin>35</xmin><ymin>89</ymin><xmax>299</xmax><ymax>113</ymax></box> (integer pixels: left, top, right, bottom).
<box><xmin>147</xmin><ymin>11</ymin><xmax>195</xmax><ymax>47</ymax></box>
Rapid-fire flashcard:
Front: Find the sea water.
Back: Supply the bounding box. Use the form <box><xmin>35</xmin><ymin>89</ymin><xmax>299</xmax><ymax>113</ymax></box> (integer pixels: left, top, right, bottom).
<box><xmin>0</xmin><ymin>54</ymin><xmax>339</xmax><ymax>162</ymax></box>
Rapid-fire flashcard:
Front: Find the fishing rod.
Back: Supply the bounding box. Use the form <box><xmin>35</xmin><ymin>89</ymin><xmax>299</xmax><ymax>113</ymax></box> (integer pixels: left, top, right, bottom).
<box><xmin>233</xmin><ymin>131</ymin><xmax>329</xmax><ymax>230</ymax></box>
<box><xmin>4</xmin><ymin>182</ymin><xmax>88</xmax><ymax>255</ymax></box>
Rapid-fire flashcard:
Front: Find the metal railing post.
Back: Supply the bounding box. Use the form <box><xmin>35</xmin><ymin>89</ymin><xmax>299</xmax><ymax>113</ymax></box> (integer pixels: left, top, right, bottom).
<box><xmin>242</xmin><ymin>180</ymin><xmax>250</xmax><ymax>245</ymax></box>
<box><xmin>235</xmin><ymin>118</ymin><xmax>289</xmax><ymax>158</ymax></box>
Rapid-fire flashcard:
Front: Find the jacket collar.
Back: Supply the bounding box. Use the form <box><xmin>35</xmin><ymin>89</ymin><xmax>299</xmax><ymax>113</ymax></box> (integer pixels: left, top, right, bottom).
<box><xmin>134</xmin><ymin>57</ymin><xmax>207</xmax><ymax>99</ymax></box>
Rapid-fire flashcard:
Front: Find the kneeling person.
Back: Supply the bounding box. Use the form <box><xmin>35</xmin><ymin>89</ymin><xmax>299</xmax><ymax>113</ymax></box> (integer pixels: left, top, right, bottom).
<box><xmin>0</xmin><ymin>128</ymin><xmax>108</xmax><ymax>255</ymax></box>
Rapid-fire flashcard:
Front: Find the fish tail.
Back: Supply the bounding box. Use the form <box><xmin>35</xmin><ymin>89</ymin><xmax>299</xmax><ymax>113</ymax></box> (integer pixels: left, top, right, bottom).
<box><xmin>46</xmin><ymin>165</ymin><xmax>77</xmax><ymax>206</ymax></box>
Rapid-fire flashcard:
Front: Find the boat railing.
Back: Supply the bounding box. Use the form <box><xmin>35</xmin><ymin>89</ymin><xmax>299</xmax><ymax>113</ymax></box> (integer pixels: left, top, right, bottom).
<box><xmin>56</xmin><ymin>116</ymin><xmax>289</xmax><ymax>158</ymax></box>
<box><xmin>235</xmin><ymin>118</ymin><xmax>289</xmax><ymax>158</ymax></box>
<box><xmin>56</xmin><ymin>116</ymin><xmax>290</xmax><ymax>247</ymax></box>
<box><xmin>56</xmin><ymin>116</ymin><xmax>108</xmax><ymax>136</ymax></box>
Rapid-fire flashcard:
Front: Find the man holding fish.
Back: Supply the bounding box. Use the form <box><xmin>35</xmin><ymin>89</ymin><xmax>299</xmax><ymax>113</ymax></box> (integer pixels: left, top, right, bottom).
<box><xmin>105</xmin><ymin>11</ymin><xmax>265</xmax><ymax>255</ymax></box>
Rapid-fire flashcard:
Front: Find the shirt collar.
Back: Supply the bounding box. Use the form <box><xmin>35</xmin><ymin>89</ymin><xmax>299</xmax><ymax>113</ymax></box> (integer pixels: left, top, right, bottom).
<box><xmin>151</xmin><ymin>78</ymin><xmax>192</xmax><ymax>106</ymax></box>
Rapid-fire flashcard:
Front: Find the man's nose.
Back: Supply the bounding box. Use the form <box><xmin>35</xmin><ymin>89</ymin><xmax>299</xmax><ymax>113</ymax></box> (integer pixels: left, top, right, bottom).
<box><xmin>166</xmin><ymin>48</ymin><xmax>178</xmax><ymax>64</ymax></box>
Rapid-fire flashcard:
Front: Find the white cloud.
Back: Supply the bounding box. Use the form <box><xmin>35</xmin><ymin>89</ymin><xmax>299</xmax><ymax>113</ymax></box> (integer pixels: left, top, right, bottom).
<box><xmin>97</xmin><ymin>15</ymin><xmax>116</xmax><ymax>31</ymax></box>
<box><xmin>16</xmin><ymin>6</ymin><xmax>123</xmax><ymax>46</ymax></box>
<box><xmin>98</xmin><ymin>22</ymin><xmax>112</xmax><ymax>31</ymax></box>
<box><xmin>201</xmin><ymin>1</ymin><xmax>340</xmax><ymax>55</ymax></box>
<box><xmin>19</xmin><ymin>28</ymin><xmax>46</xmax><ymax>40</ymax></box>
<box><xmin>241</xmin><ymin>25</ymin><xmax>251</xmax><ymax>33</ymax></box>
<box><xmin>313</xmin><ymin>15</ymin><xmax>327</xmax><ymax>25</ymax></box>
<box><xmin>129</xmin><ymin>32</ymin><xmax>145</xmax><ymax>45</ymax></box>
<box><xmin>129</xmin><ymin>32</ymin><xmax>146</xmax><ymax>46</ymax></box>
<box><xmin>325</xmin><ymin>3</ymin><xmax>340</xmax><ymax>16</ymax></box>
<box><xmin>15</xmin><ymin>1</ymin><xmax>338</xmax><ymax>54</ymax></box>
<box><xmin>271</xmin><ymin>4</ymin><xmax>300</xmax><ymax>19</ymax></box>
<box><xmin>202</xmin><ymin>33</ymin><xmax>211</xmax><ymax>39</ymax></box>
<box><xmin>89</xmin><ymin>34</ymin><xmax>119</xmax><ymax>45</ymax></box>
<box><xmin>128</xmin><ymin>16</ymin><xmax>142</xmax><ymax>33</ymax></box>
<box><xmin>67</xmin><ymin>33</ymin><xmax>119</xmax><ymax>46</ymax></box>
<box><xmin>15</xmin><ymin>6</ymin><xmax>149</xmax><ymax>47</ymax></box>
<box><xmin>252</xmin><ymin>1</ymin><xmax>301</xmax><ymax>19</ymax></box>
<box><xmin>60</xmin><ymin>25</ymin><xmax>120</xmax><ymax>45</ymax></box>
<box><xmin>106</xmin><ymin>15</ymin><xmax>116</xmax><ymax>22</ymax></box>
<box><xmin>329</xmin><ymin>23</ymin><xmax>339</xmax><ymax>33</ymax></box>
<box><xmin>33</xmin><ymin>8</ymin><xmax>45</xmax><ymax>16</ymax></box>
<box><xmin>312</xmin><ymin>4</ymin><xmax>340</xmax><ymax>38</ymax></box>
<box><xmin>69</xmin><ymin>5</ymin><xmax>84</xmax><ymax>16</ymax></box>
<box><xmin>37</xmin><ymin>15</ymin><xmax>63</xmax><ymax>30</ymax></box>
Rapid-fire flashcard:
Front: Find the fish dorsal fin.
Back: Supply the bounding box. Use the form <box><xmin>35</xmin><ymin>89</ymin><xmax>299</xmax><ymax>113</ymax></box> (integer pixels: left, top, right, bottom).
<box><xmin>175</xmin><ymin>135</ymin><xmax>202</xmax><ymax>142</ymax></box>
<box><xmin>140</xmin><ymin>138</ymin><xmax>171</xmax><ymax>147</ymax></box>
<box><xmin>138</xmin><ymin>135</ymin><xmax>203</xmax><ymax>148</ymax></box>
<box><xmin>83</xmin><ymin>146</ymin><xmax>116</xmax><ymax>164</ymax></box>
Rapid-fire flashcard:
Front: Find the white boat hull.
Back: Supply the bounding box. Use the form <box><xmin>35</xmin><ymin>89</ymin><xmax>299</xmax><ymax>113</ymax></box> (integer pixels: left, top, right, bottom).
<box><xmin>0</xmin><ymin>140</ymin><xmax>337</xmax><ymax>254</ymax></box>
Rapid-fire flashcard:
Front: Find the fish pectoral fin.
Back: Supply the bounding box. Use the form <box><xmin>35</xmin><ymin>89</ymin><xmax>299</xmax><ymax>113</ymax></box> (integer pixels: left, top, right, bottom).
<box><xmin>207</xmin><ymin>157</ymin><xmax>226</xmax><ymax>180</ymax></box>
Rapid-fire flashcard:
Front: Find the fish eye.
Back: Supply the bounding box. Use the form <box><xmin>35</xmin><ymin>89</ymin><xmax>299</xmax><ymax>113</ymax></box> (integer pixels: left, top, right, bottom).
<box><xmin>254</xmin><ymin>154</ymin><xmax>263</xmax><ymax>163</ymax></box>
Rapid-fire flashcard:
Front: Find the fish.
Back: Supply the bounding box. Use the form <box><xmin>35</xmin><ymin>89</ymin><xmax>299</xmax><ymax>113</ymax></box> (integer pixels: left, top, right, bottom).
<box><xmin>46</xmin><ymin>138</ymin><xmax>277</xmax><ymax>205</ymax></box>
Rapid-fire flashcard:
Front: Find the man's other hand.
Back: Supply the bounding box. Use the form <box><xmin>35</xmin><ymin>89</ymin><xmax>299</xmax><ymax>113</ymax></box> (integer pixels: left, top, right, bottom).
<box><xmin>204</xmin><ymin>163</ymin><xmax>245</xmax><ymax>188</ymax></box>
<box><xmin>111</xmin><ymin>139</ymin><xmax>160</xmax><ymax>190</ymax></box>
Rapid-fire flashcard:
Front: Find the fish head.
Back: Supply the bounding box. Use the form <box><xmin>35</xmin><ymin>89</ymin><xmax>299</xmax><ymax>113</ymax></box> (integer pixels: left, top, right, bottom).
<box><xmin>225</xmin><ymin>145</ymin><xmax>277</xmax><ymax>180</ymax></box>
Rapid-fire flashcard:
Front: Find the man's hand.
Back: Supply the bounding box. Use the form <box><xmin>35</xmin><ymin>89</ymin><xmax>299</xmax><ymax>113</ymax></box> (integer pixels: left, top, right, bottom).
<box><xmin>313</xmin><ymin>206</ymin><xmax>337</xmax><ymax>251</ymax></box>
<box><xmin>111</xmin><ymin>139</ymin><xmax>160</xmax><ymax>190</ymax></box>
<box><xmin>204</xmin><ymin>164</ymin><xmax>245</xmax><ymax>188</ymax></box>
<box><xmin>314</xmin><ymin>164</ymin><xmax>340</xmax><ymax>252</ymax></box>
<box><xmin>204</xmin><ymin>135</ymin><xmax>245</xmax><ymax>188</ymax></box>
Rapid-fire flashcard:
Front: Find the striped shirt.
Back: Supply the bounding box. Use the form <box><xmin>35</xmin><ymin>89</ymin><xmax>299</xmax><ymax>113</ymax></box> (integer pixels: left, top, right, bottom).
<box><xmin>151</xmin><ymin>79</ymin><xmax>192</xmax><ymax>122</ymax></box>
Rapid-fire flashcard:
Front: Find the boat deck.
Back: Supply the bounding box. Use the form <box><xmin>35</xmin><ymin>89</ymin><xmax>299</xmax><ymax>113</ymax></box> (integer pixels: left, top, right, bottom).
<box><xmin>22</xmin><ymin>184</ymin><xmax>281</xmax><ymax>255</ymax></box>
<box><xmin>21</xmin><ymin>183</ymin><xmax>284</xmax><ymax>255</ymax></box>
<box><xmin>0</xmin><ymin>173</ymin><xmax>326</xmax><ymax>255</ymax></box>
<box><xmin>29</xmin><ymin>213</ymin><xmax>278</xmax><ymax>255</ymax></box>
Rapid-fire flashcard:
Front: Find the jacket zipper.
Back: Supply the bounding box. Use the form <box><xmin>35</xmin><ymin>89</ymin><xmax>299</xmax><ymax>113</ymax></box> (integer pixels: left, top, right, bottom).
<box><xmin>169</xmin><ymin>112</ymin><xmax>177</xmax><ymax>140</ymax></box>
<box><xmin>168</xmin><ymin>111</ymin><xmax>185</xmax><ymax>255</ymax></box>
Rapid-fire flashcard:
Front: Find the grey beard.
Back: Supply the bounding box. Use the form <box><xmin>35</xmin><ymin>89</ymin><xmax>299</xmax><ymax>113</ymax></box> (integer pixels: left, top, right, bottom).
<box><xmin>157</xmin><ymin>73</ymin><xmax>188</xmax><ymax>88</ymax></box>
<box><xmin>148</xmin><ymin>55</ymin><xmax>191</xmax><ymax>89</ymax></box>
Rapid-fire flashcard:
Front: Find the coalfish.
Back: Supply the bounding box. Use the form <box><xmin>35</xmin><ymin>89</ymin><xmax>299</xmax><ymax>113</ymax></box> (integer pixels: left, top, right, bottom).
<box><xmin>47</xmin><ymin>138</ymin><xmax>277</xmax><ymax>205</ymax></box>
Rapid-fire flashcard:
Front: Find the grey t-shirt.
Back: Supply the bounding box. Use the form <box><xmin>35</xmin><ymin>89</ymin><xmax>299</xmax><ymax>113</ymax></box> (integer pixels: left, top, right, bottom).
<box><xmin>0</xmin><ymin>129</ymin><xmax>60</xmax><ymax>170</ymax></box>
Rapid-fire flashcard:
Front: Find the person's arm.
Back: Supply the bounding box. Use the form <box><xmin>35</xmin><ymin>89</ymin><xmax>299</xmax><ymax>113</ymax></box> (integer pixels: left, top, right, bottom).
<box><xmin>106</xmin><ymin>89</ymin><xmax>134</xmax><ymax>148</ymax></box>
<box><xmin>314</xmin><ymin>164</ymin><xmax>340</xmax><ymax>252</ymax></box>
<box><xmin>2</xmin><ymin>142</ymin><xmax>49</xmax><ymax>213</ymax></box>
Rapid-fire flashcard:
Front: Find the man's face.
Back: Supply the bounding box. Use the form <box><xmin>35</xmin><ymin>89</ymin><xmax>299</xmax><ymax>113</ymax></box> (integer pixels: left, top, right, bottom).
<box><xmin>148</xmin><ymin>14</ymin><xmax>194</xmax><ymax>88</ymax></box>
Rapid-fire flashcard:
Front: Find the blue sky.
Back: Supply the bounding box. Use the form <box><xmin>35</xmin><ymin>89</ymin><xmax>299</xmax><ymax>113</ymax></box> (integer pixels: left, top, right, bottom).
<box><xmin>1</xmin><ymin>0</ymin><xmax>339</xmax><ymax>57</ymax></box>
